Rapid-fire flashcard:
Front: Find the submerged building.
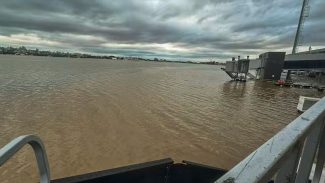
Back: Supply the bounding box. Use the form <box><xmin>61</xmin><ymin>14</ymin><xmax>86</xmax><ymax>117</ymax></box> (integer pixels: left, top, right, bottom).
<box><xmin>249</xmin><ymin>52</ymin><xmax>286</xmax><ymax>80</ymax></box>
<box><xmin>223</xmin><ymin>52</ymin><xmax>286</xmax><ymax>81</ymax></box>
<box><xmin>284</xmin><ymin>48</ymin><xmax>325</xmax><ymax>71</ymax></box>
<box><xmin>222</xmin><ymin>56</ymin><xmax>250</xmax><ymax>81</ymax></box>
<box><xmin>222</xmin><ymin>48</ymin><xmax>325</xmax><ymax>81</ymax></box>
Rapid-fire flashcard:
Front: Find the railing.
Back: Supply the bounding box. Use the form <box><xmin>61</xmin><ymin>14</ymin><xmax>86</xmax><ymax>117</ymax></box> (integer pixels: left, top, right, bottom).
<box><xmin>216</xmin><ymin>97</ymin><xmax>325</xmax><ymax>183</ymax></box>
<box><xmin>0</xmin><ymin>135</ymin><xmax>51</xmax><ymax>183</ymax></box>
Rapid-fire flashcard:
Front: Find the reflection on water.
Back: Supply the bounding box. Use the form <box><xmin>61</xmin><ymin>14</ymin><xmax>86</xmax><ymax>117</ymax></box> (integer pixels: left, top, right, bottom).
<box><xmin>0</xmin><ymin>55</ymin><xmax>323</xmax><ymax>182</ymax></box>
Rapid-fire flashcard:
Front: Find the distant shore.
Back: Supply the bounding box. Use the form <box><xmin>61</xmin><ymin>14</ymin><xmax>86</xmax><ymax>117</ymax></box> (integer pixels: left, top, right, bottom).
<box><xmin>0</xmin><ymin>46</ymin><xmax>225</xmax><ymax>66</ymax></box>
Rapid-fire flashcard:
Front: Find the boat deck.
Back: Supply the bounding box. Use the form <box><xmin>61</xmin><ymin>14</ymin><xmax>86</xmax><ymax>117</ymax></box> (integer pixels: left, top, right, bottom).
<box><xmin>51</xmin><ymin>158</ymin><xmax>226</xmax><ymax>183</ymax></box>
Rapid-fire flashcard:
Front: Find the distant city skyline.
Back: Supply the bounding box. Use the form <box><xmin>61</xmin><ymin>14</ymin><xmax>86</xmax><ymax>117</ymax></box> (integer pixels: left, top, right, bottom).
<box><xmin>0</xmin><ymin>0</ymin><xmax>324</xmax><ymax>61</ymax></box>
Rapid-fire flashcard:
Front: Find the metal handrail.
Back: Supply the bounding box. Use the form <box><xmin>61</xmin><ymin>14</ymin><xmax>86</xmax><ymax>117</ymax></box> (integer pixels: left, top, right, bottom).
<box><xmin>215</xmin><ymin>97</ymin><xmax>325</xmax><ymax>183</ymax></box>
<box><xmin>0</xmin><ymin>135</ymin><xmax>51</xmax><ymax>183</ymax></box>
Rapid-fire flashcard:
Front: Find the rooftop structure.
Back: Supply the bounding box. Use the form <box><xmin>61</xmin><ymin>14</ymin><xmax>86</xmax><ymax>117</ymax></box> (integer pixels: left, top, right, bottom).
<box><xmin>285</xmin><ymin>49</ymin><xmax>325</xmax><ymax>70</ymax></box>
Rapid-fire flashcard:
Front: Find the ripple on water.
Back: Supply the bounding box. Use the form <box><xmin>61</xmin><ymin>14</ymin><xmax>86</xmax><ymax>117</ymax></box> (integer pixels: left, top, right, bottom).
<box><xmin>0</xmin><ymin>55</ymin><xmax>324</xmax><ymax>182</ymax></box>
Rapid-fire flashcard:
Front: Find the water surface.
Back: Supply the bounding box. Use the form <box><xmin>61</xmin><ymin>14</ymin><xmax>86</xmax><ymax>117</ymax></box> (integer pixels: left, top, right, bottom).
<box><xmin>0</xmin><ymin>55</ymin><xmax>323</xmax><ymax>182</ymax></box>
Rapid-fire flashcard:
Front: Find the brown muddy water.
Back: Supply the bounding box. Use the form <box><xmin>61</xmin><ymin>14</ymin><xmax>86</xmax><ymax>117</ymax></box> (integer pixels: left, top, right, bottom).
<box><xmin>0</xmin><ymin>55</ymin><xmax>324</xmax><ymax>182</ymax></box>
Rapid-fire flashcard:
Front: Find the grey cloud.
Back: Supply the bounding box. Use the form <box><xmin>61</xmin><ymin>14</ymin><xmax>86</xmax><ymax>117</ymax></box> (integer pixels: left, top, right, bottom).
<box><xmin>0</xmin><ymin>0</ymin><xmax>324</xmax><ymax>61</ymax></box>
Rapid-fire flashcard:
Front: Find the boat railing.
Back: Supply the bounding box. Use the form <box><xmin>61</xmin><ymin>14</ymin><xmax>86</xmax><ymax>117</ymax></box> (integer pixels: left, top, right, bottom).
<box><xmin>216</xmin><ymin>97</ymin><xmax>325</xmax><ymax>183</ymax></box>
<box><xmin>0</xmin><ymin>135</ymin><xmax>50</xmax><ymax>183</ymax></box>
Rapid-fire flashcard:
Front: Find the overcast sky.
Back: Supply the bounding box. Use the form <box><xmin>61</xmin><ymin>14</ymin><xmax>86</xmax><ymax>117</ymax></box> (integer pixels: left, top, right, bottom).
<box><xmin>0</xmin><ymin>0</ymin><xmax>324</xmax><ymax>61</ymax></box>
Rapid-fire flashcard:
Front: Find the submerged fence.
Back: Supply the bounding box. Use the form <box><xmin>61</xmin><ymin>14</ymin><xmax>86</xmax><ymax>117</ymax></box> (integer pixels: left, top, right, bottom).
<box><xmin>216</xmin><ymin>97</ymin><xmax>325</xmax><ymax>183</ymax></box>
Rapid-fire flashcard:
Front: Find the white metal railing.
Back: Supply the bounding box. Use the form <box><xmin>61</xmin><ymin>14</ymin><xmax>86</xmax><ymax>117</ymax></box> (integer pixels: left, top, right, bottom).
<box><xmin>216</xmin><ymin>97</ymin><xmax>325</xmax><ymax>183</ymax></box>
<box><xmin>0</xmin><ymin>135</ymin><xmax>50</xmax><ymax>183</ymax></box>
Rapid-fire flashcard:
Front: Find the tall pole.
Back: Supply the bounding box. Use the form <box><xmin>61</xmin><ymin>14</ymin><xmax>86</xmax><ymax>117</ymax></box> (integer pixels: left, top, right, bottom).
<box><xmin>292</xmin><ymin>0</ymin><xmax>309</xmax><ymax>54</ymax></box>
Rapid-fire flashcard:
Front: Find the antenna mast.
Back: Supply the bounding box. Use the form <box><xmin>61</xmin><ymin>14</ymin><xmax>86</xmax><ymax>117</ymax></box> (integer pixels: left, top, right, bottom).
<box><xmin>292</xmin><ymin>0</ymin><xmax>310</xmax><ymax>54</ymax></box>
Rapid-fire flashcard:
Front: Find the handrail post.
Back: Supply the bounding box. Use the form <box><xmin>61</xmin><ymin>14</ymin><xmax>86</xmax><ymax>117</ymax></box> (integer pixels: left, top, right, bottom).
<box><xmin>0</xmin><ymin>135</ymin><xmax>51</xmax><ymax>183</ymax></box>
<box><xmin>312</xmin><ymin>122</ymin><xmax>325</xmax><ymax>183</ymax></box>
<box><xmin>275</xmin><ymin>140</ymin><xmax>303</xmax><ymax>183</ymax></box>
<box><xmin>295</xmin><ymin>121</ymin><xmax>324</xmax><ymax>183</ymax></box>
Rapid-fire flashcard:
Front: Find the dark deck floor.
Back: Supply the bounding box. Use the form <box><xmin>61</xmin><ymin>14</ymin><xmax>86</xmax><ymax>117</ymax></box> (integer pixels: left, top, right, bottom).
<box><xmin>51</xmin><ymin>158</ymin><xmax>227</xmax><ymax>183</ymax></box>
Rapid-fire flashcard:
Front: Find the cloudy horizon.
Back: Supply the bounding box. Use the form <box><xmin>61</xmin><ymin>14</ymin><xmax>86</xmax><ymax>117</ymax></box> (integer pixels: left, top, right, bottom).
<box><xmin>0</xmin><ymin>0</ymin><xmax>324</xmax><ymax>61</ymax></box>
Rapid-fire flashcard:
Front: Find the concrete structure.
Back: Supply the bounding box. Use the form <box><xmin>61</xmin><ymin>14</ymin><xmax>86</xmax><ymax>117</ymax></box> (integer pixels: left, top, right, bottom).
<box><xmin>222</xmin><ymin>52</ymin><xmax>285</xmax><ymax>81</ymax></box>
<box><xmin>250</xmin><ymin>52</ymin><xmax>286</xmax><ymax>80</ymax></box>
<box><xmin>222</xmin><ymin>50</ymin><xmax>325</xmax><ymax>82</ymax></box>
<box><xmin>284</xmin><ymin>52</ymin><xmax>325</xmax><ymax>70</ymax></box>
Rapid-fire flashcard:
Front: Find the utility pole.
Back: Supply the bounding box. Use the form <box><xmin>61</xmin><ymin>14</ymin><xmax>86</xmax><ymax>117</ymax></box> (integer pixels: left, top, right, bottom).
<box><xmin>292</xmin><ymin>0</ymin><xmax>310</xmax><ymax>54</ymax></box>
<box><xmin>287</xmin><ymin>0</ymin><xmax>311</xmax><ymax>83</ymax></box>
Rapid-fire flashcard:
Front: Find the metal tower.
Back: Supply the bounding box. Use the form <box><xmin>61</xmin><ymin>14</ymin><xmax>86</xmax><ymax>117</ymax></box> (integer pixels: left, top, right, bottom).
<box><xmin>292</xmin><ymin>0</ymin><xmax>310</xmax><ymax>54</ymax></box>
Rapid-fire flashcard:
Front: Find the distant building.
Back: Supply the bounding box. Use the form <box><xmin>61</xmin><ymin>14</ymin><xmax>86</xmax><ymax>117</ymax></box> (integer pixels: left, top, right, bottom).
<box><xmin>284</xmin><ymin>48</ymin><xmax>325</xmax><ymax>71</ymax></box>
<box><xmin>222</xmin><ymin>48</ymin><xmax>325</xmax><ymax>81</ymax></box>
<box><xmin>223</xmin><ymin>52</ymin><xmax>286</xmax><ymax>81</ymax></box>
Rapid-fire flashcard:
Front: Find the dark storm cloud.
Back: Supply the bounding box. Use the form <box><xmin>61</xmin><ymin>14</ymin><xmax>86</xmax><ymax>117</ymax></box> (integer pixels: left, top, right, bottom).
<box><xmin>0</xmin><ymin>0</ymin><xmax>324</xmax><ymax>61</ymax></box>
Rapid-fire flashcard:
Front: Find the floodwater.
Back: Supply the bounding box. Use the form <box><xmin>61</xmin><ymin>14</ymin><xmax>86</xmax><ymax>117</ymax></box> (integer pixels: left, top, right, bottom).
<box><xmin>0</xmin><ymin>55</ymin><xmax>323</xmax><ymax>182</ymax></box>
